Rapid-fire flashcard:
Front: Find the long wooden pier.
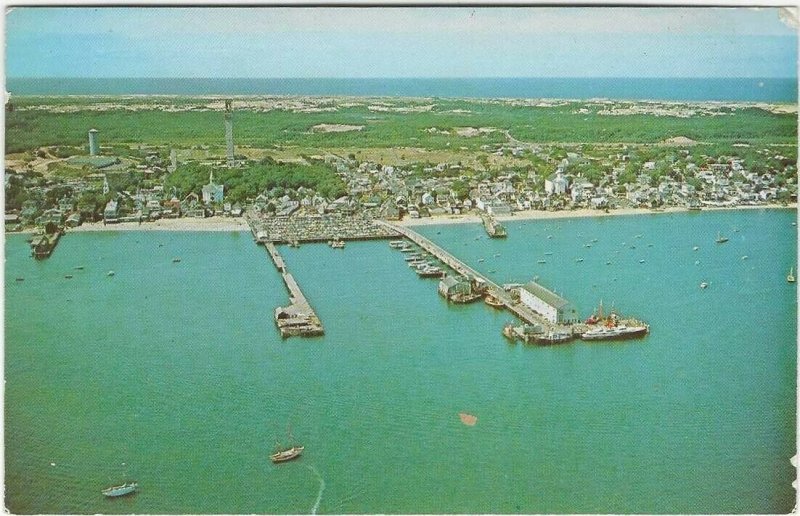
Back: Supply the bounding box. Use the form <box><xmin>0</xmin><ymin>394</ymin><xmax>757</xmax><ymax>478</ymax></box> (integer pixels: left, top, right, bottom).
<box><xmin>375</xmin><ymin>220</ymin><xmax>560</xmax><ymax>332</ymax></box>
<box><xmin>264</xmin><ymin>242</ymin><xmax>324</xmax><ymax>338</ymax></box>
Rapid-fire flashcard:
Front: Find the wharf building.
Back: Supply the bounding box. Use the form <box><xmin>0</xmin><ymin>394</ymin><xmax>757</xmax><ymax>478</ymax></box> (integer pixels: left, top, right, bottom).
<box><xmin>519</xmin><ymin>281</ymin><xmax>579</xmax><ymax>324</ymax></box>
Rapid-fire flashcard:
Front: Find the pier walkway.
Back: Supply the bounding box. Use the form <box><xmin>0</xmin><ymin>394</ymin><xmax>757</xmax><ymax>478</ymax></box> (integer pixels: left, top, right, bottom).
<box><xmin>376</xmin><ymin>220</ymin><xmax>560</xmax><ymax>332</ymax></box>
<box><xmin>264</xmin><ymin>242</ymin><xmax>324</xmax><ymax>338</ymax></box>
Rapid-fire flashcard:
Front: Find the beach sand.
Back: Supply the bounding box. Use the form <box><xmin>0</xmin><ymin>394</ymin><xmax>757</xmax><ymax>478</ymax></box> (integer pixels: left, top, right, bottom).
<box><xmin>67</xmin><ymin>217</ymin><xmax>249</xmax><ymax>233</ymax></box>
<box><xmin>9</xmin><ymin>204</ymin><xmax>795</xmax><ymax>235</ymax></box>
<box><xmin>395</xmin><ymin>204</ymin><xmax>796</xmax><ymax>227</ymax></box>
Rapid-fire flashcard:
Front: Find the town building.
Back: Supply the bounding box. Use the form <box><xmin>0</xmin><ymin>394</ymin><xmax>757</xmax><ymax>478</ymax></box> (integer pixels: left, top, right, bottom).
<box><xmin>545</xmin><ymin>171</ymin><xmax>569</xmax><ymax>196</ymax></box>
<box><xmin>202</xmin><ymin>171</ymin><xmax>224</xmax><ymax>204</ymax></box>
<box><xmin>519</xmin><ymin>281</ymin><xmax>579</xmax><ymax>324</ymax></box>
<box><xmin>103</xmin><ymin>199</ymin><xmax>119</xmax><ymax>223</ymax></box>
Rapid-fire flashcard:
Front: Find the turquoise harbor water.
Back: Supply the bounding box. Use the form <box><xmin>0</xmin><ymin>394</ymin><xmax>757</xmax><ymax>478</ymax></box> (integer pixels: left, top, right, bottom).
<box><xmin>4</xmin><ymin>209</ymin><xmax>797</xmax><ymax>514</ymax></box>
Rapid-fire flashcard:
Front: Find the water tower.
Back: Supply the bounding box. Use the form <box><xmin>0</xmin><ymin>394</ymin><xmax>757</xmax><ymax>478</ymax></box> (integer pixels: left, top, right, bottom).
<box><xmin>88</xmin><ymin>129</ymin><xmax>99</xmax><ymax>156</ymax></box>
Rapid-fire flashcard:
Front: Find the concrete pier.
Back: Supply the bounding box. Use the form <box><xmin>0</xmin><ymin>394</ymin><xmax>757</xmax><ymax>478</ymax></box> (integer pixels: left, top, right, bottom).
<box><xmin>376</xmin><ymin>220</ymin><xmax>559</xmax><ymax>332</ymax></box>
<box><xmin>264</xmin><ymin>242</ymin><xmax>324</xmax><ymax>338</ymax></box>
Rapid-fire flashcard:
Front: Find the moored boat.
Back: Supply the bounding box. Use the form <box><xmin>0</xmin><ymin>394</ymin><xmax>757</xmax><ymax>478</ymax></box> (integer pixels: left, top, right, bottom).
<box><xmin>102</xmin><ymin>482</ymin><xmax>138</xmax><ymax>498</ymax></box>
<box><xmin>788</xmin><ymin>267</ymin><xmax>796</xmax><ymax>283</ymax></box>
<box><xmin>502</xmin><ymin>323</ymin><xmax>517</xmax><ymax>341</ymax></box>
<box><xmin>533</xmin><ymin>330</ymin><xmax>573</xmax><ymax>345</ymax></box>
<box><xmin>581</xmin><ymin>324</ymin><xmax>649</xmax><ymax>341</ymax></box>
<box><xmin>484</xmin><ymin>294</ymin><xmax>504</xmax><ymax>308</ymax></box>
<box><xmin>270</xmin><ymin>445</ymin><xmax>304</xmax><ymax>463</ymax></box>
<box><xmin>715</xmin><ymin>232</ymin><xmax>729</xmax><ymax>244</ymax></box>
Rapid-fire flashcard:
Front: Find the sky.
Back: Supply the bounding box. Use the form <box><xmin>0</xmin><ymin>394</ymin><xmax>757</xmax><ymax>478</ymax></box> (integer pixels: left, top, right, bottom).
<box><xmin>5</xmin><ymin>7</ymin><xmax>798</xmax><ymax>79</ymax></box>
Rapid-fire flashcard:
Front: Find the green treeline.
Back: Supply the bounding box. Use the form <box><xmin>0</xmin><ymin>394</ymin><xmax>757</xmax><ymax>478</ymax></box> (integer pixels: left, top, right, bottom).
<box><xmin>6</xmin><ymin>101</ymin><xmax>797</xmax><ymax>154</ymax></box>
<box><xmin>164</xmin><ymin>157</ymin><xmax>346</xmax><ymax>203</ymax></box>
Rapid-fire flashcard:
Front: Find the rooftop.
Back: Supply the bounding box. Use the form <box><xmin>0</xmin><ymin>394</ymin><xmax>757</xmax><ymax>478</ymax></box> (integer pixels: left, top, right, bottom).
<box><xmin>521</xmin><ymin>281</ymin><xmax>570</xmax><ymax>310</ymax></box>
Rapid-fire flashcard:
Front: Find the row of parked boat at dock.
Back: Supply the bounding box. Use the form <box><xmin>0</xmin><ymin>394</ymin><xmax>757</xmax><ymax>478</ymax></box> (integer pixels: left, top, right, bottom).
<box><xmin>389</xmin><ymin>240</ymin><xmax>445</xmax><ymax>278</ymax></box>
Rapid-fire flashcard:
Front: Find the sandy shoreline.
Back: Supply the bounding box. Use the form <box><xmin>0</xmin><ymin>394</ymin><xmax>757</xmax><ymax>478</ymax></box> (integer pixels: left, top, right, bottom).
<box><xmin>395</xmin><ymin>204</ymin><xmax>797</xmax><ymax>227</ymax></box>
<box><xmin>66</xmin><ymin>217</ymin><xmax>249</xmax><ymax>233</ymax></box>
<box><xmin>7</xmin><ymin>204</ymin><xmax>796</xmax><ymax>235</ymax></box>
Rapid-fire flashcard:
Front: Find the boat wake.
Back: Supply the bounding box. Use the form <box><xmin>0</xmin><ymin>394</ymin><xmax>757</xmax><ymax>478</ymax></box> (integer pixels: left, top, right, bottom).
<box><xmin>306</xmin><ymin>465</ymin><xmax>325</xmax><ymax>515</ymax></box>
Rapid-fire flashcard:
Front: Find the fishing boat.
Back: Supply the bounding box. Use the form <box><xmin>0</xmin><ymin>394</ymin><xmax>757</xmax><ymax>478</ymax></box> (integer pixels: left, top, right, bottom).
<box><xmin>502</xmin><ymin>323</ymin><xmax>518</xmax><ymax>341</ymax></box>
<box><xmin>417</xmin><ymin>266</ymin><xmax>444</xmax><ymax>278</ymax></box>
<box><xmin>715</xmin><ymin>232</ymin><xmax>729</xmax><ymax>244</ymax></box>
<box><xmin>172</xmin><ymin>258</ymin><xmax>181</xmax><ymax>263</ymax></box>
<box><xmin>102</xmin><ymin>482</ymin><xmax>138</xmax><ymax>498</ymax></box>
<box><xmin>270</xmin><ymin>445</ymin><xmax>304</xmax><ymax>463</ymax></box>
<box><xmin>581</xmin><ymin>324</ymin><xmax>649</xmax><ymax>341</ymax></box>
<box><xmin>484</xmin><ymin>294</ymin><xmax>504</xmax><ymax>308</ymax></box>
<box><xmin>533</xmin><ymin>330</ymin><xmax>573</xmax><ymax>345</ymax></box>
<box><xmin>788</xmin><ymin>267</ymin><xmax>796</xmax><ymax>283</ymax></box>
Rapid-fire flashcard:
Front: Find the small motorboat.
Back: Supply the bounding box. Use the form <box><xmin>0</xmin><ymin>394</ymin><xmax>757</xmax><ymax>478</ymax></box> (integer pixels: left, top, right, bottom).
<box><xmin>102</xmin><ymin>481</ymin><xmax>138</xmax><ymax>498</ymax></box>
<box><xmin>74</xmin><ymin>265</ymin><xmax>85</xmax><ymax>270</ymax></box>
<box><xmin>15</xmin><ymin>277</ymin><xmax>24</xmax><ymax>282</ymax></box>
<box><xmin>64</xmin><ymin>275</ymin><xmax>73</xmax><ymax>279</ymax></box>
<box><xmin>172</xmin><ymin>258</ymin><xmax>181</xmax><ymax>263</ymax></box>
<box><xmin>693</xmin><ymin>246</ymin><xmax>699</xmax><ymax>251</ymax></box>
<box><xmin>700</xmin><ymin>282</ymin><xmax>709</xmax><ymax>289</ymax></box>
<box><xmin>107</xmin><ymin>271</ymin><xmax>115</xmax><ymax>277</ymax></box>
<box><xmin>270</xmin><ymin>446</ymin><xmax>304</xmax><ymax>463</ymax></box>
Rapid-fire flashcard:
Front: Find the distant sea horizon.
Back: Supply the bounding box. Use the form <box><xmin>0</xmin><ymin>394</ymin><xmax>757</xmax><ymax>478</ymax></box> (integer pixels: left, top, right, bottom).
<box><xmin>6</xmin><ymin>77</ymin><xmax>798</xmax><ymax>102</ymax></box>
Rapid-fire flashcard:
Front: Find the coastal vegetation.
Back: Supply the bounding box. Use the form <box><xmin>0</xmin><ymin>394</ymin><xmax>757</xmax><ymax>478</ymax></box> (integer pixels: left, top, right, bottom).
<box><xmin>6</xmin><ymin>97</ymin><xmax>797</xmax><ymax>155</ymax></box>
<box><xmin>164</xmin><ymin>157</ymin><xmax>347</xmax><ymax>204</ymax></box>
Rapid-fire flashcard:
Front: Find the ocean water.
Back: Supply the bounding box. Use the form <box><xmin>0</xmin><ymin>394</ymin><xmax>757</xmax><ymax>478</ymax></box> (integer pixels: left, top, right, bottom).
<box><xmin>6</xmin><ymin>77</ymin><xmax>797</xmax><ymax>102</ymax></box>
<box><xmin>4</xmin><ymin>209</ymin><xmax>797</xmax><ymax>514</ymax></box>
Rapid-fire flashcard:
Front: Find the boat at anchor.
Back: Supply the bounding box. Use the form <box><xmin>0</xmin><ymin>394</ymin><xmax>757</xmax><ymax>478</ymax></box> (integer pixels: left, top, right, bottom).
<box><xmin>102</xmin><ymin>482</ymin><xmax>138</xmax><ymax>498</ymax></box>
<box><xmin>270</xmin><ymin>445</ymin><xmax>304</xmax><ymax>463</ymax></box>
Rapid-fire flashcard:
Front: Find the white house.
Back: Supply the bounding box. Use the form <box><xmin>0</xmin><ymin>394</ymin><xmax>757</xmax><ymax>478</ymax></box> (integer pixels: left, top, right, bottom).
<box><xmin>545</xmin><ymin>171</ymin><xmax>569</xmax><ymax>196</ymax></box>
